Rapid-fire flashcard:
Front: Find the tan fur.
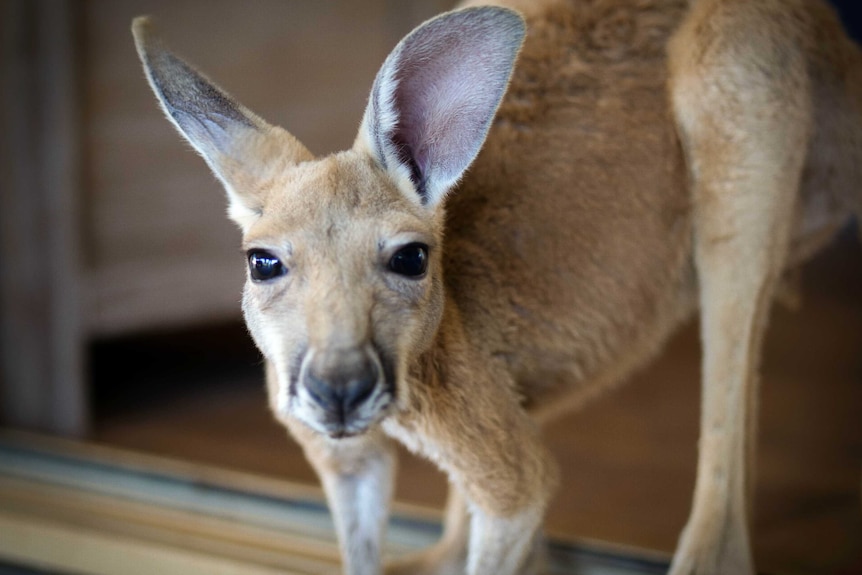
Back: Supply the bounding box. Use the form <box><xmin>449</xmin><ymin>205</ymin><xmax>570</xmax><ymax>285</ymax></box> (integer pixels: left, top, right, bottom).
<box><xmin>133</xmin><ymin>1</ymin><xmax>862</xmax><ymax>574</ymax></box>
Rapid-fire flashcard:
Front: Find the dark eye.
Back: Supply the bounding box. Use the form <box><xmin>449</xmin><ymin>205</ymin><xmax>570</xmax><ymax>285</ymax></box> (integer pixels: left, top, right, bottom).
<box><xmin>247</xmin><ymin>250</ymin><xmax>287</xmax><ymax>281</ymax></box>
<box><xmin>389</xmin><ymin>243</ymin><xmax>428</xmax><ymax>277</ymax></box>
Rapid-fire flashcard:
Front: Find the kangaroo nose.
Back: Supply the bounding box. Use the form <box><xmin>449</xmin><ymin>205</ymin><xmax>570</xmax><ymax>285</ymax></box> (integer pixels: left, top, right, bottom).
<box><xmin>305</xmin><ymin>371</ymin><xmax>377</xmax><ymax>415</ymax></box>
<box><xmin>304</xmin><ymin>348</ymin><xmax>379</xmax><ymax>419</ymax></box>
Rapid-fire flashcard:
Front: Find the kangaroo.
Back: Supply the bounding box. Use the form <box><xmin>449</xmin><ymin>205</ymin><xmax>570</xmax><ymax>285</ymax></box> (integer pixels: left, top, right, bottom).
<box><xmin>132</xmin><ymin>0</ymin><xmax>862</xmax><ymax>573</ymax></box>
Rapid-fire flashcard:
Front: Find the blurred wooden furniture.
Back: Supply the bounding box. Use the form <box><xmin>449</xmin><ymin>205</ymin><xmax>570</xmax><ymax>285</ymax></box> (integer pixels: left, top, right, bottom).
<box><xmin>0</xmin><ymin>0</ymin><xmax>85</xmax><ymax>436</ymax></box>
<box><xmin>0</xmin><ymin>0</ymin><xmax>448</xmax><ymax>436</ymax></box>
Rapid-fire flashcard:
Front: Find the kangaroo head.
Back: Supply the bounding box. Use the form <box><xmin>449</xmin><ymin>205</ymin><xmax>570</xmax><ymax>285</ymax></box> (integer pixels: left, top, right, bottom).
<box><xmin>132</xmin><ymin>8</ymin><xmax>525</xmax><ymax>438</ymax></box>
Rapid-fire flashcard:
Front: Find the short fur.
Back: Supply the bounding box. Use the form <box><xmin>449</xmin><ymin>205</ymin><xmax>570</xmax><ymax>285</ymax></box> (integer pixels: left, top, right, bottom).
<box><xmin>133</xmin><ymin>1</ymin><xmax>862</xmax><ymax>574</ymax></box>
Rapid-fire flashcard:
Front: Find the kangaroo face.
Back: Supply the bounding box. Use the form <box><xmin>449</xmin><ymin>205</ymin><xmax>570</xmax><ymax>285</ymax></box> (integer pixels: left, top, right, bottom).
<box><xmin>239</xmin><ymin>152</ymin><xmax>444</xmax><ymax>437</ymax></box>
<box><xmin>133</xmin><ymin>8</ymin><xmax>524</xmax><ymax>437</ymax></box>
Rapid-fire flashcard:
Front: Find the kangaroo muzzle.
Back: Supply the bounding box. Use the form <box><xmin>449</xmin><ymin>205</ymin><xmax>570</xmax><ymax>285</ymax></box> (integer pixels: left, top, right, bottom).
<box><xmin>298</xmin><ymin>345</ymin><xmax>388</xmax><ymax>437</ymax></box>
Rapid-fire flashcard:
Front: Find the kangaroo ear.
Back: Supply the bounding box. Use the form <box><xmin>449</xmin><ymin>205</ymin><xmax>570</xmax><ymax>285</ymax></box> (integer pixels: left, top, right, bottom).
<box><xmin>357</xmin><ymin>7</ymin><xmax>525</xmax><ymax>207</ymax></box>
<box><xmin>131</xmin><ymin>17</ymin><xmax>312</xmax><ymax>228</ymax></box>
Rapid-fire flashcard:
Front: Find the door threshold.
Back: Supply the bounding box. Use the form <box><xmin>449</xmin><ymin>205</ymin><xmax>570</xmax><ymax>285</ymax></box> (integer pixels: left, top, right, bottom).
<box><xmin>0</xmin><ymin>430</ymin><xmax>668</xmax><ymax>574</ymax></box>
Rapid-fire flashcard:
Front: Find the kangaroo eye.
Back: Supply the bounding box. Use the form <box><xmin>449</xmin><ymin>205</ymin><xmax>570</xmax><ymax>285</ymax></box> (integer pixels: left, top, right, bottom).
<box><xmin>248</xmin><ymin>250</ymin><xmax>286</xmax><ymax>281</ymax></box>
<box><xmin>389</xmin><ymin>243</ymin><xmax>428</xmax><ymax>277</ymax></box>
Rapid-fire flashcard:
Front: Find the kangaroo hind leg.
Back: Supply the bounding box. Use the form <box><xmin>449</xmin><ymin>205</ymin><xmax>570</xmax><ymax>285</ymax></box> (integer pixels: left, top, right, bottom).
<box><xmin>385</xmin><ymin>484</ymin><xmax>469</xmax><ymax>575</ymax></box>
<box><xmin>667</xmin><ymin>1</ymin><xmax>813</xmax><ymax>573</ymax></box>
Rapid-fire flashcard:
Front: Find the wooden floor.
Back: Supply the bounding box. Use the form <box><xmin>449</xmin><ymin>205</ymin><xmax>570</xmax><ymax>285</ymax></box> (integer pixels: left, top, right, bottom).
<box><xmin>92</xmin><ymin>230</ymin><xmax>862</xmax><ymax>575</ymax></box>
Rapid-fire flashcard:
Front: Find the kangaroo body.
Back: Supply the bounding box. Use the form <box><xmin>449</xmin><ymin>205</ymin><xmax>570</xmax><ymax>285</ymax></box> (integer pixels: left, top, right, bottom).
<box><xmin>449</xmin><ymin>0</ymin><xmax>857</xmax><ymax>420</ymax></box>
<box><xmin>133</xmin><ymin>1</ymin><xmax>862</xmax><ymax>574</ymax></box>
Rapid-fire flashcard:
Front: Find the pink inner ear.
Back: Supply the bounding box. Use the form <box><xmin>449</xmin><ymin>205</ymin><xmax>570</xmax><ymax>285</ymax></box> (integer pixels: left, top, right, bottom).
<box><xmin>374</xmin><ymin>8</ymin><xmax>524</xmax><ymax>203</ymax></box>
